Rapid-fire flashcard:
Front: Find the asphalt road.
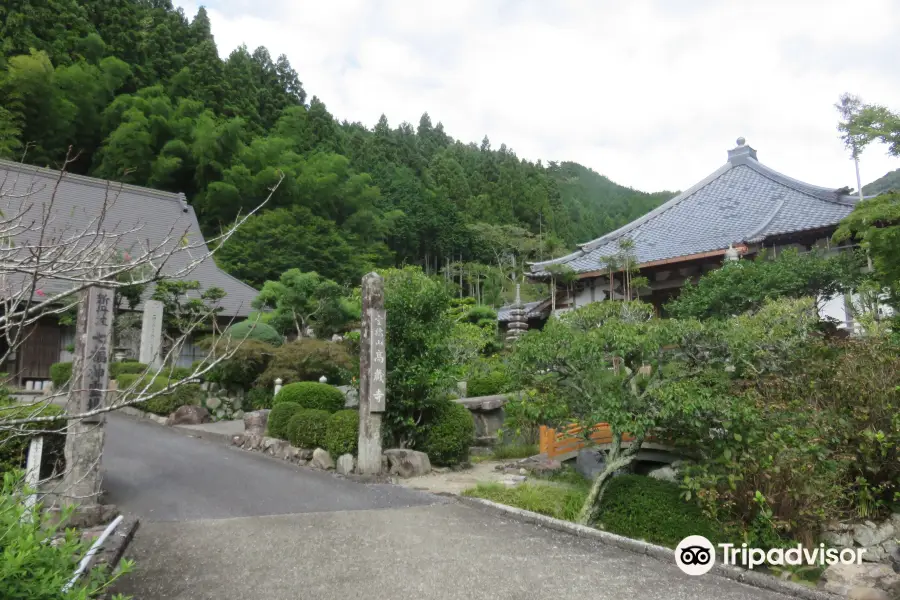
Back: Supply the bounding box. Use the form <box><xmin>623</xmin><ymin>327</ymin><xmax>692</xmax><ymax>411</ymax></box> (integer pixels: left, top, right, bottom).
<box><xmin>105</xmin><ymin>415</ymin><xmax>793</xmax><ymax>600</ymax></box>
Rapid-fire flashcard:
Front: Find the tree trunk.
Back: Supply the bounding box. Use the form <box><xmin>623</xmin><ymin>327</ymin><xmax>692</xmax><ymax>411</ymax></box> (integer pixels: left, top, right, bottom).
<box><xmin>576</xmin><ymin>433</ymin><xmax>645</xmax><ymax>525</ymax></box>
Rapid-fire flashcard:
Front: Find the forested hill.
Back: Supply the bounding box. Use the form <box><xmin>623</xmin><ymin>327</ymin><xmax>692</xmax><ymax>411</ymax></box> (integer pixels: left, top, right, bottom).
<box><xmin>0</xmin><ymin>0</ymin><xmax>672</xmax><ymax>296</ymax></box>
<box><xmin>862</xmin><ymin>168</ymin><xmax>900</xmax><ymax>196</ymax></box>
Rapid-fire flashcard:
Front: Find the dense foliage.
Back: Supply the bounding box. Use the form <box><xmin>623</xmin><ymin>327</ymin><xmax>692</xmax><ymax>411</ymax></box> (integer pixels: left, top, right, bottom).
<box><xmin>420</xmin><ymin>399</ymin><xmax>475</xmax><ymax>466</ymax></box>
<box><xmin>252</xmin><ymin>269</ymin><xmax>356</xmax><ymax>338</ymax></box>
<box><xmin>108</xmin><ymin>361</ymin><xmax>149</xmax><ymax>379</ymax></box>
<box><xmin>0</xmin><ymin>402</ymin><xmax>65</xmax><ymax>477</ymax></box>
<box><xmin>325</xmin><ymin>410</ymin><xmax>359</xmax><ymax>457</ymax></box>
<box><xmin>257</xmin><ymin>339</ymin><xmax>353</xmax><ymax>389</ymax></box>
<box><xmin>286</xmin><ymin>409</ymin><xmax>330</xmax><ymax>449</ymax></box>
<box><xmin>49</xmin><ymin>362</ymin><xmax>72</xmax><ymax>390</ymax></box>
<box><xmin>223</xmin><ymin>321</ymin><xmax>284</xmax><ymax>346</ymax></box>
<box><xmin>116</xmin><ymin>374</ymin><xmax>200</xmax><ymax>416</ymax></box>
<box><xmin>266</xmin><ymin>402</ymin><xmax>302</xmax><ymax>439</ymax></box>
<box><xmin>0</xmin><ymin>472</ymin><xmax>132</xmax><ymax>600</ymax></box>
<box><xmin>273</xmin><ymin>381</ymin><xmax>345</xmax><ymax>412</ymax></box>
<box><xmin>0</xmin><ymin>1</ymin><xmax>670</xmax><ymax>303</ymax></box>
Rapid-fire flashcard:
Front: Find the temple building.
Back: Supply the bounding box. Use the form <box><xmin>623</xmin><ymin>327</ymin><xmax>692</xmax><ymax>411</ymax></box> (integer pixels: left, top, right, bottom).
<box><xmin>526</xmin><ymin>138</ymin><xmax>861</xmax><ymax>325</ymax></box>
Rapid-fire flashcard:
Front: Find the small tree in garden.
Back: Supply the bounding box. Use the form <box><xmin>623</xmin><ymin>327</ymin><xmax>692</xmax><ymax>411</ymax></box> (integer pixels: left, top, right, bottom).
<box><xmin>252</xmin><ymin>268</ymin><xmax>355</xmax><ymax>338</ymax></box>
<box><xmin>151</xmin><ymin>279</ymin><xmax>226</xmax><ymax>365</ymax></box>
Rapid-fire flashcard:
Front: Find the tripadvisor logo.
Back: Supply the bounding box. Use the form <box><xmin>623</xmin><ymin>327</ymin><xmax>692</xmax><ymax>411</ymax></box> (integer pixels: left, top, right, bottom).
<box><xmin>675</xmin><ymin>535</ymin><xmax>867</xmax><ymax>576</ymax></box>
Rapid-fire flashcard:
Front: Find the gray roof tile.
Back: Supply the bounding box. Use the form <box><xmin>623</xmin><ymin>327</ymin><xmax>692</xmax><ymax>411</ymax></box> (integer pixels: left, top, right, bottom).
<box><xmin>0</xmin><ymin>160</ymin><xmax>259</xmax><ymax>317</ymax></box>
<box><xmin>530</xmin><ymin>147</ymin><xmax>858</xmax><ymax>276</ymax></box>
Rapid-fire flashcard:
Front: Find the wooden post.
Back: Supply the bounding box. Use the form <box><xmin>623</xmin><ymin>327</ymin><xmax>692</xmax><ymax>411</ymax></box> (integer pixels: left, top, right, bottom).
<box><xmin>357</xmin><ymin>272</ymin><xmax>386</xmax><ymax>475</ymax></box>
<box><xmin>63</xmin><ymin>286</ymin><xmax>112</xmax><ymax>506</ymax></box>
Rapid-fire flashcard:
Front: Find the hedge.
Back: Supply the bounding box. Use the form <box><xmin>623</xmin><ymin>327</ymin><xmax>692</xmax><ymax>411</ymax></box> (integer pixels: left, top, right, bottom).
<box><xmin>108</xmin><ymin>361</ymin><xmax>149</xmax><ymax>379</ymax></box>
<box><xmin>224</xmin><ymin>320</ymin><xmax>284</xmax><ymax>346</ymax></box>
<box><xmin>0</xmin><ymin>402</ymin><xmax>65</xmax><ymax>478</ymax></box>
<box><xmin>267</xmin><ymin>402</ymin><xmax>303</xmax><ymax>439</ymax></box>
<box><xmin>325</xmin><ymin>410</ymin><xmax>358</xmax><ymax>457</ymax></box>
<box><xmin>467</xmin><ymin>371</ymin><xmax>511</xmax><ymax>397</ymax></box>
<box><xmin>594</xmin><ymin>475</ymin><xmax>721</xmax><ymax>548</ymax></box>
<box><xmin>286</xmin><ymin>409</ymin><xmax>330</xmax><ymax>449</ymax></box>
<box><xmin>49</xmin><ymin>362</ymin><xmax>72</xmax><ymax>390</ymax></box>
<box><xmin>273</xmin><ymin>382</ymin><xmax>345</xmax><ymax>412</ymax></box>
<box><xmin>421</xmin><ymin>400</ymin><xmax>475</xmax><ymax>466</ymax></box>
<box><xmin>116</xmin><ymin>374</ymin><xmax>202</xmax><ymax>416</ymax></box>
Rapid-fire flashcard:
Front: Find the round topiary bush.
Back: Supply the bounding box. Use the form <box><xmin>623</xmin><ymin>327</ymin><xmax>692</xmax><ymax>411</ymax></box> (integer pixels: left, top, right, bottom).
<box><xmin>273</xmin><ymin>382</ymin><xmax>345</xmax><ymax>412</ymax></box>
<box><xmin>287</xmin><ymin>409</ymin><xmax>330</xmax><ymax>449</ymax></box>
<box><xmin>267</xmin><ymin>402</ymin><xmax>303</xmax><ymax>439</ymax></box>
<box><xmin>325</xmin><ymin>410</ymin><xmax>358</xmax><ymax>456</ymax></box>
<box><xmin>467</xmin><ymin>370</ymin><xmax>511</xmax><ymax>397</ymax></box>
<box><xmin>421</xmin><ymin>400</ymin><xmax>475</xmax><ymax>466</ymax></box>
<box><xmin>224</xmin><ymin>320</ymin><xmax>284</xmax><ymax>346</ymax></box>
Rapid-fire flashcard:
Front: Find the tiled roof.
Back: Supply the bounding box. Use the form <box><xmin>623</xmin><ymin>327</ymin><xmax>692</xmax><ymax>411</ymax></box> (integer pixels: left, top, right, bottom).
<box><xmin>0</xmin><ymin>159</ymin><xmax>259</xmax><ymax>317</ymax></box>
<box><xmin>496</xmin><ymin>300</ymin><xmax>548</xmax><ymax>322</ymax></box>
<box><xmin>530</xmin><ymin>142</ymin><xmax>859</xmax><ymax>276</ymax></box>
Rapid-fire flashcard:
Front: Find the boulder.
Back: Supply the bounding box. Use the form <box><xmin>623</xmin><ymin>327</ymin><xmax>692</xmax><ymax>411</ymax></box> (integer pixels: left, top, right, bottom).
<box><xmin>205</xmin><ymin>397</ymin><xmax>222</xmax><ymax>411</ymax></box>
<box><xmin>233</xmin><ymin>410</ymin><xmax>245</xmax><ymax>421</ymax></box>
<box><xmin>166</xmin><ymin>405</ymin><xmax>210</xmax><ymax>426</ymax></box>
<box><xmin>383</xmin><ymin>449</ymin><xmax>431</xmax><ymax>478</ymax></box>
<box><xmin>297</xmin><ymin>449</ymin><xmax>314</xmax><ymax>461</ymax></box>
<box><xmin>500</xmin><ymin>475</ymin><xmax>526</xmax><ymax>487</ymax></box>
<box><xmin>231</xmin><ymin>434</ymin><xmax>246</xmax><ymax>447</ymax></box>
<box><xmin>311</xmin><ymin>448</ymin><xmax>334</xmax><ymax>470</ymax></box>
<box><xmin>243</xmin><ymin>410</ymin><xmax>269</xmax><ymax>436</ymax></box>
<box><xmin>821</xmin><ymin>563</ymin><xmax>900</xmax><ymax>598</ymax></box>
<box><xmin>823</xmin><ymin>531</ymin><xmax>855</xmax><ymax>548</ymax></box>
<box><xmin>336</xmin><ymin>454</ymin><xmax>355</xmax><ymax>476</ymax></box>
<box><xmin>648</xmin><ymin>465</ymin><xmax>677</xmax><ymax>483</ymax></box>
<box><xmin>575</xmin><ymin>448</ymin><xmax>606</xmax><ymax>480</ymax></box>
<box><xmin>871</xmin><ymin>522</ymin><xmax>896</xmax><ymax>547</ymax></box>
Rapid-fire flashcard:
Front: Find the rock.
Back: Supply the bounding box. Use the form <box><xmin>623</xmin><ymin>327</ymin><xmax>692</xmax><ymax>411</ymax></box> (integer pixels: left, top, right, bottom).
<box><xmin>518</xmin><ymin>468</ymin><xmax>527</xmax><ymax>476</ymax></box>
<box><xmin>821</xmin><ymin>563</ymin><xmax>900</xmax><ymax>597</ymax></box>
<box><xmin>205</xmin><ymin>397</ymin><xmax>222</xmax><ymax>411</ymax></box>
<box><xmin>243</xmin><ymin>410</ymin><xmax>269</xmax><ymax>436</ymax></box>
<box><xmin>232</xmin><ymin>434</ymin><xmax>246</xmax><ymax>446</ymax></box>
<box><xmin>500</xmin><ymin>475</ymin><xmax>526</xmax><ymax>487</ymax></box>
<box><xmin>297</xmin><ymin>449</ymin><xmax>314</xmax><ymax>461</ymax></box>
<box><xmin>233</xmin><ymin>410</ymin><xmax>244</xmax><ymax>420</ymax></box>
<box><xmin>575</xmin><ymin>448</ymin><xmax>606</xmax><ymax>480</ymax></box>
<box><xmin>855</xmin><ymin>523</ymin><xmax>880</xmax><ymax>548</ymax></box>
<box><xmin>648</xmin><ymin>465</ymin><xmax>677</xmax><ymax>483</ymax></box>
<box><xmin>214</xmin><ymin>409</ymin><xmax>226</xmax><ymax>421</ymax></box>
<box><xmin>166</xmin><ymin>405</ymin><xmax>210</xmax><ymax>426</ymax></box>
<box><xmin>383</xmin><ymin>449</ymin><xmax>431</xmax><ymax>478</ymax></box>
<box><xmin>871</xmin><ymin>522</ymin><xmax>896</xmax><ymax>547</ymax></box>
<box><xmin>246</xmin><ymin>434</ymin><xmax>263</xmax><ymax>451</ymax></box>
<box><xmin>848</xmin><ymin>587</ymin><xmax>890</xmax><ymax>600</ymax></box>
<box><xmin>381</xmin><ymin>454</ymin><xmax>389</xmax><ymax>473</ymax></box>
<box><xmin>231</xmin><ymin>397</ymin><xmax>242</xmax><ymax>411</ymax></box>
<box><xmin>336</xmin><ymin>454</ymin><xmax>355</xmax><ymax>475</ymax></box>
<box><xmin>311</xmin><ymin>448</ymin><xmax>334</xmax><ymax>470</ymax></box>
<box><xmin>882</xmin><ymin>540</ymin><xmax>899</xmax><ymax>563</ymax></box>
<box><xmin>828</xmin><ymin>521</ymin><xmax>854</xmax><ymax>532</ymax></box>
<box><xmin>823</xmin><ymin>531</ymin><xmax>855</xmax><ymax>548</ymax></box>
<box><xmin>863</xmin><ymin>547</ymin><xmax>887</xmax><ymax>563</ymax></box>
<box><xmin>524</xmin><ymin>457</ymin><xmax>562</xmax><ymax>475</ymax></box>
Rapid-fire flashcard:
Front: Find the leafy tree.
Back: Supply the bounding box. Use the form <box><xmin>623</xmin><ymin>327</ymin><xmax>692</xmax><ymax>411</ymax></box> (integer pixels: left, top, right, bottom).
<box><xmin>252</xmin><ymin>269</ymin><xmax>354</xmax><ymax>338</ymax></box>
<box><xmin>151</xmin><ymin>280</ymin><xmax>225</xmax><ymax>363</ymax></box>
<box><xmin>666</xmin><ymin>249</ymin><xmax>863</xmax><ymax>320</ymax></box>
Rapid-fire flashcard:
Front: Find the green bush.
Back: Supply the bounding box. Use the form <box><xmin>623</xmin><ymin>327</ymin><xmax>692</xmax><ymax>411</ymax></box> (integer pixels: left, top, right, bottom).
<box><xmin>421</xmin><ymin>399</ymin><xmax>475</xmax><ymax>466</ymax></box>
<box><xmin>117</xmin><ymin>374</ymin><xmax>199</xmax><ymax>416</ymax></box>
<box><xmin>267</xmin><ymin>402</ymin><xmax>303</xmax><ymax>439</ymax></box>
<box><xmin>467</xmin><ymin>370</ymin><xmax>511</xmax><ymax>397</ymax></box>
<box><xmin>203</xmin><ymin>340</ymin><xmax>275</xmax><ymax>391</ymax></box>
<box><xmin>108</xmin><ymin>361</ymin><xmax>149</xmax><ymax>379</ymax></box>
<box><xmin>286</xmin><ymin>409</ymin><xmax>330</xmax><ymax>449</ymax></box>
<box><xmin>325</xmin><ymin>410</ymin><xmax>358</xmax><ymax>456</ymax></box>
<box><xmin>166</xmin><ymin>366</ymin><xmax>193</xmax><ymax>381</ymax></box>
<box><xmin>274</xmin><ymin>381</ymin><xmax>345</xmax><ymax>412</ymax></box>
<box><xmin>595</xmin><ymin>475</ymin><xmax>721</xmax><ymax>548</ymax></box>
<box><xmin>49</xmin><ymin>362</ymin><xmax>72</xmax><ymax>390</ymax></box>
<box><xmin>245</xmin><ymin>386</ymin><xmax>273</xmax><ymax>410</ymax></box>
<box><xmin>224</xmin><ymin>320</ymin><xmax>284</xmax><ymax>346</ymax></box>
<box><xmin>0</xmin><ymin>471</ymin><xmax>133</xmax><ymax>600</ymax></box>
<box><xmin>0</xmin><ymin>403</ymin><xmax>65</xmax><ymax>478</ymax></box>
<box><xmin>256</xmin><ymin>339</ymin><xmax>353</xmax><ymax>389</ymax></box>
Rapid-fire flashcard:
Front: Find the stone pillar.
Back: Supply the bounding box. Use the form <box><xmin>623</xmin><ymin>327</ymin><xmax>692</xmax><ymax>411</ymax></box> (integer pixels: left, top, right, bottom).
<box><xmin>274</xmin><ymin>378</ymin><xmax>283</xmax><ymax>397</ymax></box>
<box><xmin>139</xmin><ymin>299</ymin><xmax>163</xmax><ymax>369</ymax></box>
<box><xmin>357</xmin><ymin>272</ymin><xmax>386</xmax><ymax>475</ymax></box>
<box><xmin>63</xmin><ymin>286</ymin><xmax>112</xmax><ymax>507</ymax></box>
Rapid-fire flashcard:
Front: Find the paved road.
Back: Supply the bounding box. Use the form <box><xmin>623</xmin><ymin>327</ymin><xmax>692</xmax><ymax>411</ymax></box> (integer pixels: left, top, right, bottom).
<box><xmin>105</xmin><ymin>415</ymin><xmax>792</xmax><ymax>600</ymax></box>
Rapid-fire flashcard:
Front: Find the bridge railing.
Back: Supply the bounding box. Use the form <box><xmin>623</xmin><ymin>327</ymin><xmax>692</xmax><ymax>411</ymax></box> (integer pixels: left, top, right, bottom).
<box><xmin>539</xmin><ymin>422</ymin><xmax>640</xmax><ymax>460</ymax></box>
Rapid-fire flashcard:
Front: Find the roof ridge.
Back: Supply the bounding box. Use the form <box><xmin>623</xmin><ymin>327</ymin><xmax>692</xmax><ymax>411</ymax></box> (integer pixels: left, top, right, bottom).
<box><xmin>740</xmin><ymin>159</ymin><xmax>856</xmax><ymax>206</ymax></box>
<box><xmin>0</xmin><ymin>159</ymin><xmax>186</xmax><ymax>205</ymax></box>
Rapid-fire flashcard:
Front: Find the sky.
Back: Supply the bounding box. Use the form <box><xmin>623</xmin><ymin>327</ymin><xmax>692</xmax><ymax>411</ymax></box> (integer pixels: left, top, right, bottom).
<box><xmin>176</xmin><ymin>0</ymin><xmax>900</xmax><ymax>194</ymax></box>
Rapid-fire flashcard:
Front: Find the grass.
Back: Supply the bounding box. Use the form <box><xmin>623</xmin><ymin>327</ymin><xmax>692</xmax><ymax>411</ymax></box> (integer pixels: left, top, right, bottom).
<box><xmin>491</xmin><ymin>443</ymin><xmax>539</xmax><ymax>460</ymax></box>
<box><xmin>463</xmin><ymin>481</ymin><xmax>590</xmax><ymax>522</ymax></box>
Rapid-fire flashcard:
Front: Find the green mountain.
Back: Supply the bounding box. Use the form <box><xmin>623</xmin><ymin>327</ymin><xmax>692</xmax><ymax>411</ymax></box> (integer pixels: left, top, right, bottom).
<box><xmin>862</xmin><ymin>168</ymin><xmax>900</xmax><ymax>196</ymax></box>
<box><xmin>0</xmin><ymin>0</ymin><xmax>669</xmax><ymax>290</ymax></box>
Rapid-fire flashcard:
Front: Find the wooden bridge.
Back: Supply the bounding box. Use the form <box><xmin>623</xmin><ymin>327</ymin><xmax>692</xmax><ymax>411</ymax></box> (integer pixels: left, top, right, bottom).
<box><xmin>538</xmin><ymin>423</ymin><xmax>679</xmax><ymax>462</ymax></box>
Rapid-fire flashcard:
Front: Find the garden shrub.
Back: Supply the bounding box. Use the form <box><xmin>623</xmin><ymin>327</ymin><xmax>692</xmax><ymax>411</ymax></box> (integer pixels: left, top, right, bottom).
<box><xmin>108</xmin><ymin>361</ymin><xmax>149</xmax><ymax>379</ymax></box>
<box><xmin>0</xmin><ymin>471</ymin><xmax>133</xmax><ymax>600</ymax></box>
<box><xmin>224</xmin><ymin>320</ymin><xmax>284</xmax><ymax>346</ymax></box>
<box><xmin>595</xmin><ymin>475</ymin><xmax>721</xmax><ymax>548</ymax></box>
<box><xmin>421</xmin><ymin>399</ymin><xmax>475</xmax><ymax>466</ymax></box>
<box><xmin>0</xmin><ymin>403</ymin><xmax>65</xmax><ymax>478</ymax></box>
<box><xmin>467</xmin><ymin>370</ymin><xmax>511</xmax><ymax>397</ymax></box>
<box><xmin>245</xmin><ymin>386</ymin><xmax>273</xmax><ymax>410</ymax></box>
<box><xmin>257</xmin><ymin>339</ymin><xmax>352</xmax><ymax>389</ymax></box>
<box><xmin>49</xmin><ymin>362</ymin><xmax>72</xmax><ymax>389</ymax></box>
<box><xmin>203</xmin><ymin>340</ymin><xmax>275</xmax><ymax>391</ymax></box>
<box><xmin>166</xmin><ymin>366</ymin><xmax>193</xmax><ymax>381</ymax></box>
<box><xmin>274</xmin><ymin>381</ymin><xmax>345</xmax><ymax>412</ymax></box>
<box><xmin>117</xmin><ymin>374</ymin><xmax>198</xmax><ymax>416</ymax></box>
<box><xmin>267</xmin><ymin>402</ymin><xmax>303</xmax><ymax>439</ymax></box>
<box><xmin>287</xmin><ymin>409</ymin><xmax>330</xmax><ymax>449</ymax></box>
<box><xmin>325</xmin><ymin>410</ymin><xmax>358</xmax><ymax>456</ymax></box>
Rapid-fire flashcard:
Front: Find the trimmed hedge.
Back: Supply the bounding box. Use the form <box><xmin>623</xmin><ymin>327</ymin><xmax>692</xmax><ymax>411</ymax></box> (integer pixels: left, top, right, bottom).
<box><xmin>0</xmin><ymin>402</ymin><xmax>65</xmax><ymax>478</ymax></box>
<box><xmin>117</xmin><ymin>374</ymin><xmax>202</xmax><ymax>416</ymax></box>
<box><xmin>325</xmin><ymin>410</ymin><xmax>358</xmax><ymax>456</ymax></box>
<box><xmin>224</xmin><ymin>320</ymin><xmax>284</xmax><ymax>346</ymax></box>
<box><xmin>286</xmin><ymin>409</ymin><xmax>330</xmax><ymax>449</ymax></box>
<box><xmin>108</xmin><ymin>361</ymin><xmax>149</xmax><ymax>379</ymax></box>
<box><xmin>467</xmin><ymin>371</ymin><xmax>511</xmax><ymax>397</ymax></box>
<box><xmin>273</xmin><ymin>382</ymin><xmax>345</xmax><ymax>413</ymax></box>
<box><xmin>267</xmin><ymin>402</ymin><xmax>303</xmax><ymax>439</ymax></box>
<box><xmin>421</xmin><ymin>400</ymin><xmax>475</xmax><ymax>466</ymax></box>
<box><xmin>594</xmin><ymin>475</ymin><xmax>721</xmax><ymax>548</ymax></box>
<box><xmin>49</xmin><ymin>362</ymin><xmax>72</xmax><ymax>390</ymax></box>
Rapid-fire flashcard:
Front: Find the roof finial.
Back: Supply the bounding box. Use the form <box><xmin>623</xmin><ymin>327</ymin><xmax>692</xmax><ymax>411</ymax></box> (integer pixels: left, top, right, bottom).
<box><xmin>725</xmin><ymin>243</ymin><xmax>740</xmax><ymax>261</ymax></box>
<box><xmin>736</xmin><ymin>136</ymin><xmax>746</xmax><ymax>147</ymax></box>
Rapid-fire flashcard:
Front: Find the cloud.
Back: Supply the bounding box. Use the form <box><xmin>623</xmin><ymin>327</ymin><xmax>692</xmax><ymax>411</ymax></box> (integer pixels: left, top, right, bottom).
<box><xmin>180</xmin><ymin>0</ymin><xmax>900</xmax><ymax>193</ymax></box>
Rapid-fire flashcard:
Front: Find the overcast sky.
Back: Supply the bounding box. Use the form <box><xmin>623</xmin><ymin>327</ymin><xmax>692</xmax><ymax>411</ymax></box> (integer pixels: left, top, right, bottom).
<box><xmin>176</xmin><ymin>0</ymin><xmax>900</xmax><ymax>193</ymax></box>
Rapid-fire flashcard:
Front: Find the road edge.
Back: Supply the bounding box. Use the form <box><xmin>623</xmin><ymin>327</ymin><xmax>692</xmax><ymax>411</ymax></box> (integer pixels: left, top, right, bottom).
<box><xmin>454</xmin><ymin>495</ymin><xmax>843</xmax><ymax>600</ymax></box>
